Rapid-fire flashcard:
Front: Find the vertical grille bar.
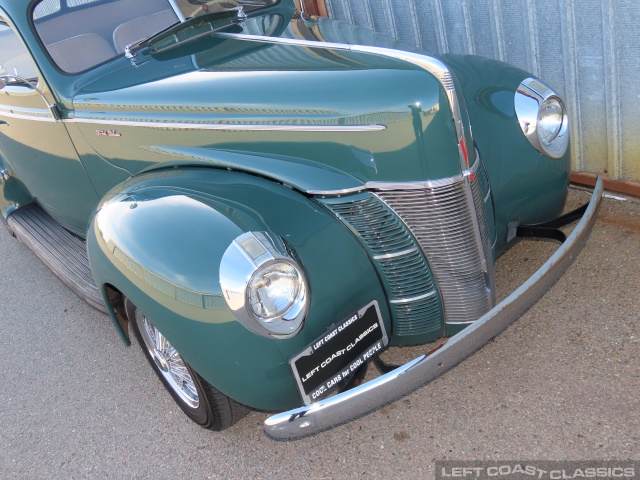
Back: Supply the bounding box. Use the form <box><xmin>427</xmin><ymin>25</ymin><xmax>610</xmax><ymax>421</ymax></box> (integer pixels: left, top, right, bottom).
<box><xmin>476</xmin><ymin>159</ymin><xmax>497</xmax><ymax>251</ymax></box>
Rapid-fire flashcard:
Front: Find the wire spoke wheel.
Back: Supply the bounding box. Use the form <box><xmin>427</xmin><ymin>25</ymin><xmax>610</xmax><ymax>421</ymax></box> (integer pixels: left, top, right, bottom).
<box><xmin>137</xmin><ymin>311</ymin><xmax>199</xmax><ymax>409</ymax></box>
<box><xmin>126</xmin><ymin>298</ymin><xmax>250</xmax><ymax>431</ymax></box>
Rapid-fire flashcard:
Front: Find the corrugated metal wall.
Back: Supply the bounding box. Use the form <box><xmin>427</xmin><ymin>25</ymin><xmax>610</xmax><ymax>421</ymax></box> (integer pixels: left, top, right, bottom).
<box><xmin>323</xmin><ymin>0</ymin><xmax>640</xmax><ymax>182</ymax></box>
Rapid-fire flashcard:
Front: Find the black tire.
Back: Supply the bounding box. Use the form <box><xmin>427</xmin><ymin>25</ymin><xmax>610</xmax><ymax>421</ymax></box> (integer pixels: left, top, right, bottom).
<box><xmin>126</xmin><ymin>298</ymin><xmax>250</xmax><ymax>431</ymax></box>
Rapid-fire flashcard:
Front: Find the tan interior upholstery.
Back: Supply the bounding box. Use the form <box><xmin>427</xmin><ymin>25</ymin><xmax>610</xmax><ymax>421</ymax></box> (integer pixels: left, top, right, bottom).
<box><xmin>112</xmin><ymin>9</ymin><xmax>178</xmax><ymax>53</ymax></box>
<box><xmin>47</xmin><ymin>33</ymin><xmax>116</xmax><ymax>73</ymax></box>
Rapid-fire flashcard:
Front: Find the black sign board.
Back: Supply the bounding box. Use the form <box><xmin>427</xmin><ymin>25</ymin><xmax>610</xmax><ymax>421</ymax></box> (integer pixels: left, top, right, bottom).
<box><xmin>290</xmin><ymin>301</ymin><xmax>388</xmax><ymax>405</ymax></box>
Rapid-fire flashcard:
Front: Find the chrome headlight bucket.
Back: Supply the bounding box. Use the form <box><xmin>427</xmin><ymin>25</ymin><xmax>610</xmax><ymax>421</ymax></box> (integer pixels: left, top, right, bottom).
<box><xmin>220</xmin><ymin>232</ymin><xmax>308</xmax><ymax>338</ymax></box>
<box><xmin>515</xmin><ymin>77</ymin><xmax>569</xmax><ymax>159</ymax></box>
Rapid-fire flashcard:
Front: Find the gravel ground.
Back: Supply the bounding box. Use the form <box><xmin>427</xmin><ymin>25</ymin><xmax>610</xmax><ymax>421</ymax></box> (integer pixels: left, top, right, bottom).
<box><xmin>0</xmin><ymin>187</ymin><xmax>638</xmax><ymax>480</ymax></box>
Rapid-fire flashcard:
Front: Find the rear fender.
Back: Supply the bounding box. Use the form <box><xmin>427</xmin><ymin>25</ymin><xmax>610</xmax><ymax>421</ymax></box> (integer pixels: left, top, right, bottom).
<box><xmin>87</xmin><ymin>167</ymin><xmax>388</xmax><ymax>410</ymax></box>
<box><xmin>0</xmin><ymin>153</ymin><xmax>32</xmax><ymax>224</ymax></box>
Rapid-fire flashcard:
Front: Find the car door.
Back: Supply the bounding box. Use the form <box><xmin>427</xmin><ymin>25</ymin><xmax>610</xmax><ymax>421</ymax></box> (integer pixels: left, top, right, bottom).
<box><xmin>0</xmin><ymin>18</ymin><xmax>100</xmax><ymax>236</ymax></box>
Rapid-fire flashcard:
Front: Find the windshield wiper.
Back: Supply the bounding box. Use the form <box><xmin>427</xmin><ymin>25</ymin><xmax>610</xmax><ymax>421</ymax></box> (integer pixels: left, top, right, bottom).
<box><xmin>124</xmin><ymin>20</ymin><xmax>182</xmax><ymax>60</ymax></box>
<box><xmin>126</xmin><ymin>7</ymin><xmax>248</xmax><ymax>60</ymax></box>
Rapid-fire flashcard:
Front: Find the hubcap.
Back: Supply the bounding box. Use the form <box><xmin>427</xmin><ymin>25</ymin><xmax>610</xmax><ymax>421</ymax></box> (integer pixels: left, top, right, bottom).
<box><xmin>136</xmin><ymin>311</ymin><xmax>199</xmax><ymax>409</ymax></box>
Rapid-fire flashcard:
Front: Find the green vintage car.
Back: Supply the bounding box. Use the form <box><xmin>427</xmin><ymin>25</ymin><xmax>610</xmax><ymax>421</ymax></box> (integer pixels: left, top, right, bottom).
<box><xmin>0</xmin><ymin>0</ymin><xmax>603</xmax><ymax>438</ymax></box>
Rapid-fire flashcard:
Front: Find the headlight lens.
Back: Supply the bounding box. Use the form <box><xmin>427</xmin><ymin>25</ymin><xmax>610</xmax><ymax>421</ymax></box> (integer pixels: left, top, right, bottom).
<box><xmin>515</xmin><ymin>78</ymin><xmax>570</xmax><ymax>159</ymax></box>
<box><xmin>248</xmin><ymin>261</ymin><xmax>303</xmax><ymax>320</ymax></box>
<box><xmin>537</xmin><ymin>97</ymin><xmax>564</xmax><ymax>145</ymax></box>
<box><xmin>219</xmin><ymin>232</ymin><xmax>309</xmax><ymax>339</ymax></box>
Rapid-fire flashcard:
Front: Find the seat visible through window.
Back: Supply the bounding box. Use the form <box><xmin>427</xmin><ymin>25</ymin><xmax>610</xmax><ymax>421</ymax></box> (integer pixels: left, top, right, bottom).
<box><xmin>112</xmin><ymin>9</ymin><xmax>178</xmax><ymax>54</ymax></box>
<box><xmin>47</xmin><ymin>33</ymin><xmax>115</xmax><ymax>73</ymax></box>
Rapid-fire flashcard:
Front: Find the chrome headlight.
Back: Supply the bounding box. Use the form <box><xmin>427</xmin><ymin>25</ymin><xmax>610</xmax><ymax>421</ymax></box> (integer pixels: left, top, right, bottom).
<box><xmin>515</xmin><ymin>77</ymin><xmax>569</xmax><ymax>159</ymax></box>
<box><xmin>220</xmin><ymin>232</ymin><xmax>308</xmax><ymax>338</ymax></box>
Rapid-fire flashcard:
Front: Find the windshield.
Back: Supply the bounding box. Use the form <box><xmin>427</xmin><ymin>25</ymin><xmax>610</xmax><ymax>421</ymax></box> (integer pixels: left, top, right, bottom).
<box><xmin>32</xmin><ymin>0</ymin><xmax>278</xmax><ymax>74</ymax></box>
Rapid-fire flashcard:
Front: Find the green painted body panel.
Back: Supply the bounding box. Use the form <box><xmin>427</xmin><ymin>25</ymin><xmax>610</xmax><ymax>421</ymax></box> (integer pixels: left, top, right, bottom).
<box><xmin>70</xmin><ymin>42</ymin><xmax>460</xmax><ymax>189</ymax></box>
<box><xmin>0</xmin><ymin>9</ymin><xmax>102</xmax><ymax>234</ymax></box>
<box><xmin>87</xmin><ymin>168</ymin><xmax>390</xmax><ymax>410</ymax></box>
<box><xmin>0</xmin><ymin>158</ymin><xmax>31</xmax><ymax>220</ymax></box>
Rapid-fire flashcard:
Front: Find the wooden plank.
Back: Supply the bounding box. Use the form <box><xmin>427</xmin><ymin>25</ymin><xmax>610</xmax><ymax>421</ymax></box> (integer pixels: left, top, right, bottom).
<box><xmin>571</xmin><ymin>172</ymin><xmax>640</xmax><ymax>198</ymax></box>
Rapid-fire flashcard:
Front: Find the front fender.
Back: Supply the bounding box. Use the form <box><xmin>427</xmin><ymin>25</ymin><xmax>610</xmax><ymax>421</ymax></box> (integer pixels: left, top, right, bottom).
<box><xmin>443</xmin><ymin>54</ymin><xmax>571</xmax><ymax>255</ymax></box>
<box><xmin>87</xmin><ymin>167</ymin><xmax>389</xmax><ymax>410</ymax></box>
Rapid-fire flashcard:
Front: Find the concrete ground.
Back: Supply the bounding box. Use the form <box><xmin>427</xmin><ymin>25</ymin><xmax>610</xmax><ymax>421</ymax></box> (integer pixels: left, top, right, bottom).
<box><xmin>0</xmin><ymin>187</ymin><xmax>638</xmax><ymax>479</ymax></box>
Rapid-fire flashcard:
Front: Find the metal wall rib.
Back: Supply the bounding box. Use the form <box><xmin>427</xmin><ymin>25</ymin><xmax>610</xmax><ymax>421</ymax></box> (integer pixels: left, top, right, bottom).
<box><xmin>324</xmin><ymin>0</ymin><xmax>640</xmax><ymax>182</ymax></box>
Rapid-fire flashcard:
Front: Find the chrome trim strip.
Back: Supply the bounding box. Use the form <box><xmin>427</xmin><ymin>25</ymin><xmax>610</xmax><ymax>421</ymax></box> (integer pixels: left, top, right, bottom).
<box><xmin>389</xmin><ymin>291</ymin><xmax>436</xmax><ymax>304</ymax></box>
<box><xmin>463</xmin><ymin>171</ymin><xmax>489</xmax><ymax>274</ymax></box>
<box><xmin>484</xmin><ymin>188</ymin><xmax>492</xmax><ymax>204</ymax></box>
<box><xmin>308</xmin><ymin>186</ymin><xmax>367</xmax><ymax>196</ymax></box>
<box><xmin>264</xmin><ymin>177</ymin><xmax>604</xmax><ymax>439</ymax></box>
<box><xmin>309</xmin><ymin>158</ymin><xmax>481</xmax><ymax>196</ymax></box>
<box><xmin>368</xmin><ymin>157</ymin><xmax>480</xmax><ymax>192</ymax></box>
<box><xmin>366</xmin><ymin>174</ymin><xmax>463</xmax><ymax>192</ymax></box>
<box><xmin>373</xmin><ymin>247</ymin><xmax>418</xmax><ymax>260</ymax></box>
<box><xmin>0</xmin><ymin>109</ymin><xmax>56</xmax><ymax>122</ymax></box>
<box><xmin>66</xmin><ymin>117</ymin><xmax>385</xmax><ymax>132</ymax></box>
<box><xmin>309</xmin><ymin>172</ymin><xmax>463</xmax><ymax>196</ymax></box>
<box><xmin>212</xmin><ymin>31</ymin><xmax>356</xmax><ymax>51</ymax></box>
<box><xmin>458</xmin><ymin>152</ymin><xmax>492</xmax><ymax>308</ymax></box>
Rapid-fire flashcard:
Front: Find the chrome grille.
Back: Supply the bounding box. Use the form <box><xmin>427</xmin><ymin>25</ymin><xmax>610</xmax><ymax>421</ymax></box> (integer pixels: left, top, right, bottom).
<box><xmin>319</xmin><ymin>159</ymin><xmax>496</xmax><ymax>339</ymax></box>
<box><xmin>376</xmin><ymin>173</ymin><xmax>495</xmax><ymax>324</ymax></box>
<box><xmin>321</xmin><ymin>193</ymin><xmax>444</xmax><ymax>342</ymax></box>
<box><xmin>326</xmin><ymin>195</ymin><xmax>414</xmax><ymax>256</ymax></box>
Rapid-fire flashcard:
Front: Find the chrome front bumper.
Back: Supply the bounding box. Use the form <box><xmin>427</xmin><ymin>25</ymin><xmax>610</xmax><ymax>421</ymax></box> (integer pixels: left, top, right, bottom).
<box><xmin>264</xmin><ymin>178</ymin><xmax>604</xmax><ymax>440</ymax></box>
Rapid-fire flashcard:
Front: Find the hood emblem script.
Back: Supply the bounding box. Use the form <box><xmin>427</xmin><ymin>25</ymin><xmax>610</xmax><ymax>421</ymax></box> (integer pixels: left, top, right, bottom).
<box><xmin>96</xmin><ymin>129</ymin><xmax>122</xmax><ymax>137</ymax></box>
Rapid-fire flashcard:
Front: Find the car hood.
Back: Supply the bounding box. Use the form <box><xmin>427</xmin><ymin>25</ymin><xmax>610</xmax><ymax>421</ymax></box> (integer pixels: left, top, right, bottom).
<box><xmin>71</xmin><ymin>9</ymin><xmax>463</xmax><ymax>192</ymax></box>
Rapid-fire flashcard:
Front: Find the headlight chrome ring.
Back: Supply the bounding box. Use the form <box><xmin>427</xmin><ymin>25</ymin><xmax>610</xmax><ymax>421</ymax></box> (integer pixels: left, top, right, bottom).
<box><xmin>515</xmin><ymin>77</ymin><xmax>569</xmax><ymax>159</ymax></box>
<box><xmin>220</xmin><ymin>231</ymin><xmax>308</xmax><ymax>339</ymax></box>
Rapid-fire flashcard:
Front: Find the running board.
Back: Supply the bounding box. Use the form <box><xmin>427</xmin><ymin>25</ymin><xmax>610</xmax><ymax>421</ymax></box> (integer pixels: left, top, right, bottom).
<box><xmin>7</xmin><ymin>204</ymin><xmax>106</xmax><ymax>313</ymax></box>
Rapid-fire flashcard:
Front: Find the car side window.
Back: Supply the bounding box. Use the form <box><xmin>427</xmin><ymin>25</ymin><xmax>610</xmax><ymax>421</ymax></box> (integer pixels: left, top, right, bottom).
<box><xmin>0</xmin><ymin>22</ymin><xmax>39</xmax><ymax>82</ymax></box>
